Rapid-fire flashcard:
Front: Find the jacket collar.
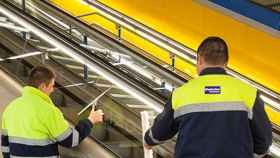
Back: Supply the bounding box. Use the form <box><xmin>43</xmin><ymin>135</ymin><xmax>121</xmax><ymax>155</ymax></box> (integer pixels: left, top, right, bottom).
<box><xmin>199</xmin><ymin>67</ymin><xmax>227</xmax><ymax>76</ymax></box>
<box><xmin>22</xmin><ymin>86</ymin><xmax>53</xmax><ymax>104</ymax></box>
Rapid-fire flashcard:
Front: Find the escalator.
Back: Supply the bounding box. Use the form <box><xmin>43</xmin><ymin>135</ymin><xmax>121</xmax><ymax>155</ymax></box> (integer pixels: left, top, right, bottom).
<box><xmin>35</xmin><ymin>2</ymin><xmax>280</xmax><ymax>158</ymax></box>
<box><xmin>0</xmin><ymin>0</ymin><xmax>280</xmax><ymax>158</ymax></box>
<box><xmin>37</xmin><ymin>0</ymin><xmax>280</xmax><ymax>129</ymax></box>
<box><xmin>0</xmin><ymin>0</ymin><xmax>181</xmax><ymax>157</ymax></box>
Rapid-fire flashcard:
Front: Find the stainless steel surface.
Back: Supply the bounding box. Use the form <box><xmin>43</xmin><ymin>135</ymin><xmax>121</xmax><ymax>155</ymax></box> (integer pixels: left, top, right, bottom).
<box><xmin>0</xmin><ymin>12</ymin><xmax>173</xmax><ymax>157</ymax></box>
<box><xmin>0</xmin><ymin>0</ymin><xmax>165</xmax><ymax>114</ymax></box>
<box><xmin>0</xmin><ymin>70</ymin><xmax>21</xmax><ymax>158</ymax></box>
<box><xmin>0</xmin><ymin>69</ymin><xmax>21</xmax><ymax>130</ymax></box>
<box><xmin>80</xmin><ymin>0</ymin><xmax>280</xmax><ymax>107</ymax></box>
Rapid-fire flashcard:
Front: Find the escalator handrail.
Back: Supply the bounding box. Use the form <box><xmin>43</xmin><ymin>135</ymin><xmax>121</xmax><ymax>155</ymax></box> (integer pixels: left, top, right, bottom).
<box><xmin>0</xmin><ymin>0</ymin><xmax>165</xmax><ymax>113</ymax></box>
<box><xmin>69</xmin><ymin>0</ymin><xmax>280</xmax><ymax>103</ymax></box>
<box><xmin>37</xmin><ymin>0</ymin><xmax>188</xmax><ymax>85</ymax></box>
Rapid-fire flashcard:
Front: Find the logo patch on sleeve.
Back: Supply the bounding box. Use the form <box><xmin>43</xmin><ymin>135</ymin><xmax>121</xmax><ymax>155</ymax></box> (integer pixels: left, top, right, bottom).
<box><xmin>204</xmin><ymin>86</ymin><xmax>221</xmax><ymax>94</ymax></box>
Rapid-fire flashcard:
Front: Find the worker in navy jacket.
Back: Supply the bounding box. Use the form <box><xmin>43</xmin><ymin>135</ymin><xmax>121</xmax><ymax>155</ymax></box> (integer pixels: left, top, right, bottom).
<box><xmin>144</xmin><ymin>37</ymin><xmax>272</xmax><ymax>158</ymax></box>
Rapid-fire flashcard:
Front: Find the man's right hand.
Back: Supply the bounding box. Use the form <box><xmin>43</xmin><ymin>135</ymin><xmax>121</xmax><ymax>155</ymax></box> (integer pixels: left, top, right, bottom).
<box><xmin>144</xmin><ymin>143</ymin><xmax>153</xmax><ymax>150</ymax></box>
<box><xmin>88</xmin><ymin>109</ymin><xmax>104</xmax><ymax>124</ymax></box>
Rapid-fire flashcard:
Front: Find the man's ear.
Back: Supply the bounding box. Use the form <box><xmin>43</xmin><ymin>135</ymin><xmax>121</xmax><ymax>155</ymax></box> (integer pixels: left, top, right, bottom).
<box><xmin>197</xmin><ymin>56</ymin><xmax>202</xmax><ymax>65</ymax></box>
<box><xmin>38</xmin><ymin>83</ymin><xmax>45</xmax><ymax>90</ymax></box>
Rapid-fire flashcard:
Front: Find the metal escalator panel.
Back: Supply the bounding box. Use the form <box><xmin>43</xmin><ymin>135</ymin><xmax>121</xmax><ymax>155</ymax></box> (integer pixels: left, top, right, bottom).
<box><xmin>31</xmin><ymin>0</ymin><xmax>280</xmax><ymax>130</ymax></box>
<box><xmin>11</xmin><ymin>0</ymin><xmax>186</xmax><ymax>95</ymax></box>
<box><xmin>2</xmin><ymin>0</ymin><xmax>181</xmax><ymax>116</ymax></box>
<box><xmin>0</xmin><ymin>22</ymin><xmax>165</xmax><ymax>158</ymax></box>
<box><xmin>0</xmin><ymin>0</ymin><xmax>165</xmax><ymax>110</ymax></box>
<box><xmin>0</xmin><ymin>41</ymin><xmax>119</xmax><ymax>158</ymax></box>
<box><xmin>43</xmin><ymin>0</ymin><xmax>280</xmax><ymax>114</ymax></box>
<box><xmin>0</xmin><ymin>69</ymin><xmax>21</xmax><ymax>120</ymax></box>
<box><xmin>0</xmin><ymin>0</ymin><xmax>175</xmax><ymax>157</ymax></box>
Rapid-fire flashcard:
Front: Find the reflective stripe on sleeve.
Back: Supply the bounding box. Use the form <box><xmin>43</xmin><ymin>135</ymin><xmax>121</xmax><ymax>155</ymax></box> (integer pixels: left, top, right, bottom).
<box><xmin>1</xmin><ymin>146</ymin><xmax>9</xmax><ymax>153</ymax></box>
<box><xmin>56</xmin><ymin>127</ymin><xmax>72</xmax><ymax>142</ymax></box>
<box><xmin>1</xmin><ymin>129</ymin><xmax>8</xmax><ymax>136</ymax></box>
<box><xmin>55</xmin><ymin>127</ymin><xmax>80</xmax><ymax>147</ymax></box>
<box><xmin>148</xmin><ymin>129</ymin><xmax>164</xmax><ymax>144</ymax></box>
<box><xmin>72</xmin><ymin>128</ymin><xmax>79</xmax><ymax>147</ymax></box>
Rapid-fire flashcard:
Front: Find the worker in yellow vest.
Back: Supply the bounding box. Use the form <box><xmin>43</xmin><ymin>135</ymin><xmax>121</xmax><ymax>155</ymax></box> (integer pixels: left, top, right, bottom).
<box><xmin>144</xmin><ymin>37</ymin><xmax>272</xmax><ymax>158</ymax></box>
<box><xmin>1</xmin><ymin>66</ymin><xmax>104</xmax><ymax>157</ymax></box>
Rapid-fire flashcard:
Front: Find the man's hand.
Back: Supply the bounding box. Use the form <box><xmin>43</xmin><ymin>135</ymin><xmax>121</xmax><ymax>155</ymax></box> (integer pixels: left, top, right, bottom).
<box><xmin>88</xmin><ymin>109</ymin><xmax>104</xmax><ymax>124</ymax></box>
<box><xmin>144</xmin><ymin>143</ymin><xmax>152</xmax><ymax>150</ymax></box>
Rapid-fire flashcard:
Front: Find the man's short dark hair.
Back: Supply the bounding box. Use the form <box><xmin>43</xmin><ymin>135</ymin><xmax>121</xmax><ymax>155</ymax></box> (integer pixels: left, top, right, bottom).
<box><xmin>28</xmin><ymin>66</ymin><xmax>56</xmax><ymax>88</ymax></box>
<box><xmin>197</xmin><ymin>36</ymin><xmax>228</xmax><ymax>65</ymax></box>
